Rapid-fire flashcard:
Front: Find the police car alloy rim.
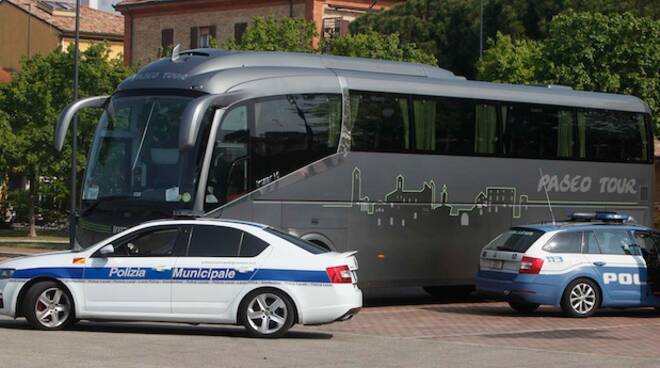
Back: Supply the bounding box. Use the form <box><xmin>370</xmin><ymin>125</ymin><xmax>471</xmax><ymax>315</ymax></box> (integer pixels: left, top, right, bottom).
<box><xmin>569</xmin><ymin>283</ymin><xmax>596</xmax><ymax>315</ymax></box>
<box><xmin>34</xmin><ymin>287</ymin><xmax>71</xmax><ymax>328</ymax></box>
<box><xmin>246</xmin><ymin>293</ymin><xmax>288</xmax><ymax>335</ymax></box>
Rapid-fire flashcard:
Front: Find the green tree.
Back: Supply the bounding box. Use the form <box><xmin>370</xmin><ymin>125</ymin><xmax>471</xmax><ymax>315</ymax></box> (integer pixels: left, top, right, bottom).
<box><xmin>0</xmin><ymin>43</ymin><xmax>133</xmax><ymax>237</ymax></box>
<box><xmin>476</xmin><ymin>32</ymin><xmax>542</xmax><ymax>84</ymax></box>
<box><xmin>323</xmin><ymin>31</ymin><xmax>437</xmax><ymax>65</ymax></box>
<box><xmin>350</xmin><ymin>0</ymin><xmax>659</xmax><ymax>78</ymax></box>
<box><xmin>223</xmin><ymin>16</ymin><xmax>317</xmax><ymax>52</ymax></box>
<box><xmin>477</xmin><ymin>12</ymin><xmax>660</xmax><ymax>132</ymax></box>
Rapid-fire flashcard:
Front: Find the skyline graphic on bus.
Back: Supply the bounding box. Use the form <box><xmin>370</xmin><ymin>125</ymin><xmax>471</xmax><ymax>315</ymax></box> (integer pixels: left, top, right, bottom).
<box><xmin>347</xmin><ymin>167</ymin><xmax>531</xmax><ymax>228</ymax></box>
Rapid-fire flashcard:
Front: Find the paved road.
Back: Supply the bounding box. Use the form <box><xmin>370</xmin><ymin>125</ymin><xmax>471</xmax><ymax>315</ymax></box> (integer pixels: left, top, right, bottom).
<box><xmin>1</xmin><ymin>288</ymin><xmax>658</xmax><ymax>368</ymax></box>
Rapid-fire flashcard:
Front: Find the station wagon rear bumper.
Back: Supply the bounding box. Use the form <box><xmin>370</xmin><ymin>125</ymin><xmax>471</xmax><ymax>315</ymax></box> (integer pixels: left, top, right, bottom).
<box><xmin>475</xmin><ymin>271</ymin><xmax>560</xmax><ymax>305</ymax></box>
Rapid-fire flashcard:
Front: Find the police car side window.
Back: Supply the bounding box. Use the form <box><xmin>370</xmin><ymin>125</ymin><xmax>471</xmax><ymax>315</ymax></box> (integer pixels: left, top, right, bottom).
<box><xmin>542</xmin><ymin>231</ymin><xmax>582</xmax><ymax>253</ymax></box>
<box><xmin>239</xmin><ymin>233</ymin><xmax>269</xmax><ymax>257</ymax></box>
<box><xmin>113</xmin><ymin>227</ymin><xmax>179</xmax><ymax>257</ymax></box>
<box><xmin>594</xmin><ymin>229</ymin><xmax>635</xmax><ymax>255</ymax></box>
<box><xmin>583</xmin><ymin>231</ymin><xmax>601</xmax><ymax>254</ymax></box>
<box><xmin>632</xmin><ymin>231</ymin><xmax>660</xmax><ymax>258</ymax></box>
<box><xmin>187</xmin><ymin>225</ymin><xmax>243</xmax><ymax>257</ymax></box>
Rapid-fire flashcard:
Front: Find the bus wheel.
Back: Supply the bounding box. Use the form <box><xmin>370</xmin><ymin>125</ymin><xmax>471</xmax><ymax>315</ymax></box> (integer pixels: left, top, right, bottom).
<box><xmin>423</xmin><ymin>286</ymin><xmax>474</xmax><ymax>299</ymax></box>
<box><xmin>508</xmin><ymin>301</ymin><xmax>540</xmax><ymax>314</ymax></box>
<box><xmin>561</xmin><ymin>278</ymin><xmax>600</xmax><ymax>318</ymax></box>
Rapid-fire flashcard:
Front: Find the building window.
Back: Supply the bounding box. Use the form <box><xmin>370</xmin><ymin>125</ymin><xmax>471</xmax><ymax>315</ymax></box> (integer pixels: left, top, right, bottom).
<box><xmin>234</xmin><ymin>22</ymin><xmax>248</xmax><ymax>44</ymax></box>
<box><xmin>161</xmin><ymin>28</ymin><xmax>174</xmax><ymax>48</ymax></box>
<box><xmin>322</xmin><ymin>18</ymin><xmax>350</xmax><ymax>40</ymax></box>
<box><xmin>190</xmin><ymin>25</ymin><xmax>216</xmax><ymax>48</ymax></box>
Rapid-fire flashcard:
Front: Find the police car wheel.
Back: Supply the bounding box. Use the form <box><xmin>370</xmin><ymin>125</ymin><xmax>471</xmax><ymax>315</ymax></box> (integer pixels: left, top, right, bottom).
<box><xmin>23</xmin><ymin>281</ymin><xmax>75</xmax><ymax>330</ymax></box>
<box><xmin>240</xmin><ymin>289</ymin><xmax>295</xmax><ymax>338</ymax></box>
<box><xmin>508</xmin><ymin>301</ymin><xmax>540</xmax><ymax>314</ymax></box>
<box><xmin>561</xmin><ymin>278</ymin><xmax>600</xmax><ymax>318</ymax></box>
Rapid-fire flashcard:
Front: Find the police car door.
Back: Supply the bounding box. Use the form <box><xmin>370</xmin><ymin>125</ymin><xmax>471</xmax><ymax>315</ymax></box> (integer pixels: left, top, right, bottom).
<box><xmin>632</xmin><ymin>230</ymin><xmax>660</xmax><ymax>298</ymax></box>
<box><xmin>172</xmin><ymin>224</ymin><xmax>270</xmax><ymax>318</ymax></box>
<box><xmin>582</xmin><ymin>229</ymin><xmax>645</xmax><ymax>305</ymax></box>
<box><xmin>84</xmin><ymin>225</ymin><xmax>185</xmax><ymax>315</ymax></box>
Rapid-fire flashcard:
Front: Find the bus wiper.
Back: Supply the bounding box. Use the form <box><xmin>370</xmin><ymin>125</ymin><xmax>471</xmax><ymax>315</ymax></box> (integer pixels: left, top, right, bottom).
<box><xmin>287</xmin><ymin>95</ymin><xmax>314</xmax><ymax>145</ymax></box>
<box><xmin>81</xmin><ymin>195</ymin><xmax>135</xmax><ymax>216</ymax></box>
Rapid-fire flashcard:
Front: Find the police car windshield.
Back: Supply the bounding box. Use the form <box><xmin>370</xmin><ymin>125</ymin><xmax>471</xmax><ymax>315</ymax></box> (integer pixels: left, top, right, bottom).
<box><xmin>485</xmin><ymin>228</ymin><xmax>544</xmax><ymax>253</ymax></box>
<box><xmin>264</xmin><ymin>228</ymin><xmax>329</xmax><ymax>254</ymax></box>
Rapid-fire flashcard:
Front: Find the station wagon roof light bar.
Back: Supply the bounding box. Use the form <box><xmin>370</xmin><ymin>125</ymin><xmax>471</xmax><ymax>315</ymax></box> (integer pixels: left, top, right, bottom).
<box><xmin>567</xmin><ymin>211</ymin><xmax>633</xmax><ymax>223</ymax></box>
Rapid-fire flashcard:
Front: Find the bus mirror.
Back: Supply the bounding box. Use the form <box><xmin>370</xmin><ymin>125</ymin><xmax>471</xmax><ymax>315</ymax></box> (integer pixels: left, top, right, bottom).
<box><xmin>179</xmin><ymin>91</ymin><xmax>246</xmax><ymax>150</ymax></box>
<box><xmin>54</xmin><ymin>95</ymin><xmax>109</xmax><ymax>151</ymax></box>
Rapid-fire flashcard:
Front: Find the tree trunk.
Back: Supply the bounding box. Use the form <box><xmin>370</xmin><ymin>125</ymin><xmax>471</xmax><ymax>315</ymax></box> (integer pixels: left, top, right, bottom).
<box><xmin>27</xmin><ymin>174</ymin><xmax>38</xmax><ymax>238</ymax></box>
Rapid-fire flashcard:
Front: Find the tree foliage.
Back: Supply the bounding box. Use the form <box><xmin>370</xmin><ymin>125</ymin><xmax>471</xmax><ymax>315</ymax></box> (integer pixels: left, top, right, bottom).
<box><xmin>323</xmin><ymin>31</ymin><xmax>437</xmax><ymax>65</ymax></box>
<box><xmin>351</xmin><ymin>0</ymin><xmax>659</xmax><ymax>78</ymax></box>
<box><xmin>223</xmin><ymin>16</ymin><xmax>317</xmax><ymax>52</ymax></box>
<box><xmin>0</xmin><ymin>43</ymin><xmax>133</xmax><ymax>233</ymax></box>
<box><xmin>222</xmin><ymin>16</ymin><xmax>436</xmax><ymax>64</ymax></box>
<box><xmin>477</xmin><ymin>12</ymin><xmax>660</xmax><ymax>132</ymax></box>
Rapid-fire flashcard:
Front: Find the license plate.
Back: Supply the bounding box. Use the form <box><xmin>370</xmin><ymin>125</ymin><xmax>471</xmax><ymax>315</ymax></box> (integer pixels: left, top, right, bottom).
<box><xmin>491</xmin><ymin>260</ymin><xmax>503</xmax><ymax>269</ymax></box>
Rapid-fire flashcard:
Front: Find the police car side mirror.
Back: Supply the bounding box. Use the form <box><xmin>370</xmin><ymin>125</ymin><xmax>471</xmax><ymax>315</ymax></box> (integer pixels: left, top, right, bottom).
<box><xmin>98</xmin><ymin>244</ymin><xmax>115</xmax><ymax>257</ymax></box>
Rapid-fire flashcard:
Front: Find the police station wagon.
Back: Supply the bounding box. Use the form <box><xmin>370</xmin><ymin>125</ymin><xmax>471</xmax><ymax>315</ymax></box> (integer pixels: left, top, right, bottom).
<box><xmin>0</xmin><ymin>218</ymin><xmax>362</xmax><ymax>337</ymax></box>
<box><xmin>476</xmin><ymin>212</ymin><xmax>660</xmax><ymax>317</ymax></box>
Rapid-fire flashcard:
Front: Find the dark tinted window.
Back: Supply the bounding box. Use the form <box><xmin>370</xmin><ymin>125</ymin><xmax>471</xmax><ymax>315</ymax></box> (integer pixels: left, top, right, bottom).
<box><xmin>485</xmin><ymin>228</ymin><xmax>544</xmax><ymax>253</ymax></box>
<box><xmin>593</xmin><ymin>229</ymin><xmax>635</xmax><ymax>255</ymax></box>
<box><xmin>351</xmin><ymin>92</ymin><xmax>410</xmax><ymax>152</ymax></box>
<box><xmin>264</xmin><ymin>228</ymin><xmax>329</xmax><ymax>254</ymax></box>
<box><xmin>252</xmin><ymin>94</ymin><xmax>341</xmax><ymax>188</ymax></box>
<box><xmin>205</xmin><ymin>105</ymin><xmax>249</xmax><ymax>210</ymax></box>
<box><xmin>578</xmin><ymin>110</ymin><xmax>649</xmax><ymax>162</ymax></box>
<box><xmin>543</xmin><ymin>231</ymin><xmax>582</xmax><ymax>253</ymax></box>
<box><xmin>502</xmin><ymin>105</ymin><xmax>575</xmax><ymax>159</ymax></box>
<box><xmin>239</xmin><ymin>232</ymin><xmax>269</xmax><ymax>257</ymax></box>
<box><xmin>112</xmin><ymin>227</ymin><xmax>179</xmax><ymax>257</ymax></box>
<box><xmin>187</xmin><ymin>225</ymin><xmax>243</xmax><ymax>257</ymax></box>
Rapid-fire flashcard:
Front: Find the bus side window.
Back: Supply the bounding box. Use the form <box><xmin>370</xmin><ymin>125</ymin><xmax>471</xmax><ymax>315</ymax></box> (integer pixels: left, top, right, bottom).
<box><xmin>350</xmin><ymin>92</ymin><xmax>410</xmax><ymax>153</ymax></box>
<box><xmin>412</xmin><ymin>97</ymin><xmax>475</xmax><ymax>155</ymax></box>
<box><xmin>205</xmin><ymin>105</ymin><xmax>249</xmax><ymax>210</ymax></box>
<box><xmin>577</xmin><ymin>110</ymin><xmax>649</xmax><ymax>163</ymax></box>
<box><xmin>251</xmin><ymin>94</ymin><xmax>341</xmax><ymax>189</ymax></box>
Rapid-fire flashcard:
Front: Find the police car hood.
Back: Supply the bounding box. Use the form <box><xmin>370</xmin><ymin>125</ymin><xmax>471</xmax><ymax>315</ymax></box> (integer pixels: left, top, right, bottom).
<box><xmin>0</xmin><ymin>250</ymin><xmax>79</xmax><ymax>270</ymax></box>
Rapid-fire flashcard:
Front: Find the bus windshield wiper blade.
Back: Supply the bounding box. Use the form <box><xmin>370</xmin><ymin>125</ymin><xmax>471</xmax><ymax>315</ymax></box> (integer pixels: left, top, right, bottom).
<box><xmin>81</xmin><ymin>195</ymin><xmax>135</xmax><ymax>216</ymax></box>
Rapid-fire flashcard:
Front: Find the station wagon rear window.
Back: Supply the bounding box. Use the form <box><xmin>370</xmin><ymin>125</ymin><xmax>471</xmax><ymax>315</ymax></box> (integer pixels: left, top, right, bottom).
<box><xmin>485</xmin><ymin>228</ymin><xmax>544</xmax><ymax>253</ymax></box>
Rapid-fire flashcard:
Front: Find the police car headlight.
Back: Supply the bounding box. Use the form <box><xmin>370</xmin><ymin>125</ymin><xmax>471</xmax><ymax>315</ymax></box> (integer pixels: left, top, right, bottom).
<box><xmin>0</xmin><ymin>269</ymin><xmax>15</xmax><ymax>279</ymax></box>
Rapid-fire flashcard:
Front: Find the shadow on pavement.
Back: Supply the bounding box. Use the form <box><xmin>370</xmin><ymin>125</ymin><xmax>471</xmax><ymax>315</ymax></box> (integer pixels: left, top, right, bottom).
<box><xmin>0</xmin><ymin>318</ymin><xmax>333</xmax><ymax>340</ymax></box>
<box><xmin>425</xmin><ymin>303</ymin><xmax>659</xmax><ymax>319</ymax></box>
<box><xmin>363</xmin><ymin>286</ymin><xmax>485</xmax><ymax>307</ymax></box>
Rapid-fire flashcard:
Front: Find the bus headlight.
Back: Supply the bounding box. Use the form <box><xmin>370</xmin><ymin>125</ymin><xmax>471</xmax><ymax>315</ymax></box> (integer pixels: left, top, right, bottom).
<box><xmin>0</xmin><ymin>269</ymin><xmax>15</xmax><ymax>279</ymax></box>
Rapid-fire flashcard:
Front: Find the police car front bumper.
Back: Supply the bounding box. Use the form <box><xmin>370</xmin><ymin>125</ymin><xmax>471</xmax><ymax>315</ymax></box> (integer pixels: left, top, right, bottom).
<box><xmin>475</xmin><ymin>271</ymin><xmax>561</xmax><ymax>305</ymax></box>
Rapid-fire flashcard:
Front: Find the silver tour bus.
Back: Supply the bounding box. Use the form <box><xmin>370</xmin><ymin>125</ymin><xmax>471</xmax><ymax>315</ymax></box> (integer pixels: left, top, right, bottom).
<box><xmin>55</xmin><ymin>49</ymin><xmax>654</xmax><ymax>291</ymax></box>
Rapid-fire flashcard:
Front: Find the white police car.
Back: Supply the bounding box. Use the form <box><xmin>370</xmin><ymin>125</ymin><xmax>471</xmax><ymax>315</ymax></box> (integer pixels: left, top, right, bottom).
<box><xmin>0</xmin><ymin>218</ymin><xmax>362</xmax><ymax>337</ymax></box>
<box><xmin>476</xmin><ymin>212</ymin><xmax>660</xmax><ymax>317</ymax></box>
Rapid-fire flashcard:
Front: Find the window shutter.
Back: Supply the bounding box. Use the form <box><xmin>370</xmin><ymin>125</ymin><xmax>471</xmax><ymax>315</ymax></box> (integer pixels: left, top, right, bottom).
<box><xmin>161</xmin><ymin>28</ymin><xmax>174</xmax><ymax>48</ymax></box>
<box><xmin>234</xmin><ymin>22</ymin><xmax>248</xmax><ymax>44</ymax></box>
<box><xmin>190</xmin><ymin>27</ymin><xmax>198</xmax><ymax>48</ymax></box>
<box><xmin>209</xmin><ymin>25</ymin><xmax>217</xmax><ymax>43</ymax></box>
<box><xmin>339</xmin><ymin>20</ymin><xmax>350</xmax><ymax>36</ymax></box>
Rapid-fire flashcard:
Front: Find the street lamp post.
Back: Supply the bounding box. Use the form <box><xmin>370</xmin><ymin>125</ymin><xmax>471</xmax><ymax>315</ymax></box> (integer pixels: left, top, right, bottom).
<box><xmin>479</xmin><ymin>0</ymin><xmax>484</xmax><ymax>58</ymax></box>
<box><xmin>69</xmin><ymin>0</ymin><xmax>81</xmax><ymax>251</ymax></box>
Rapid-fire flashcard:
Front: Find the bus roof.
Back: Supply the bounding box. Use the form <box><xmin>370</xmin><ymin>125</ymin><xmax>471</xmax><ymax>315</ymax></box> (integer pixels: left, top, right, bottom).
<box><xmin>118</xmin><ymin>48</ymin><xmax>651</xmax><ymax>114</ymax></box>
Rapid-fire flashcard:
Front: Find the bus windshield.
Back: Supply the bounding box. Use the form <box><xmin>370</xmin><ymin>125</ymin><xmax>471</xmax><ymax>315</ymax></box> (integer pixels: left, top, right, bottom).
<box><xmin>82</xmin><ymin>94</ymin><xmax>209</xmax><ymax>211</ymax></box>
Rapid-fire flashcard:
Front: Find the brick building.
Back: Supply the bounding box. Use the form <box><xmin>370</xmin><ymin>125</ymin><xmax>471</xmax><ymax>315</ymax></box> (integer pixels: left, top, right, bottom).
<box><xmin>115</xmin><ymin>0</ymin><xmax>402</xmax><ymax>65</ymax></box>
<box><xmin>0</xmin><ymin>0</ymin><xmax>124</xmax><ymax>72</ymax></box>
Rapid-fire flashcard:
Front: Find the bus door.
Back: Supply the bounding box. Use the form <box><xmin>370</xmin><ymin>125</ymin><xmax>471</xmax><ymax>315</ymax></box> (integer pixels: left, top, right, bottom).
<box><xmin>632</xmin><ymin>230</ymin><xmax>660</xmax><ymax>297</ymax></box>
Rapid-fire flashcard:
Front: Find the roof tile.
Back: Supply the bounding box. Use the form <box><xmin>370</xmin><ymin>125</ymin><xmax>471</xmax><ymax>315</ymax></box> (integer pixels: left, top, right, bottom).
<box><xmin>6</xmin><ymin>0</ymin><xmax>123</xmax><ymax>36</ymax></box>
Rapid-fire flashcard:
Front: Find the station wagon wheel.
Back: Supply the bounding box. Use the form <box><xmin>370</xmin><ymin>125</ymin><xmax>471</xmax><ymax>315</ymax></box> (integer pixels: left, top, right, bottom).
<box><xmin>240</xmin><ymin>289</ymin><xmax>295</xmax><ymax>338</ymax></box>
<box><xmin>561</xmin><ymin>278</ymin><xmax>600</xmax><ymax>318</ymax></box>
<box><xmin>23</xmin><ymin>281</ymin><xmax>75</xmax><ymax>330</ymax></box>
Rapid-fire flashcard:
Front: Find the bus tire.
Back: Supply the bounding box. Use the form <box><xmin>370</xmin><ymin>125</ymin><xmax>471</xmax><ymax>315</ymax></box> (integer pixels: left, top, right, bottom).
<box><xmin>561</xmin><ymin>278</ymin><xmax>600</xmax><ymax>318</ymax></box>
<box><xmin>508</xmin><ymin>301</ymin><xmax>540</xmax><ymax>314</ymax></box>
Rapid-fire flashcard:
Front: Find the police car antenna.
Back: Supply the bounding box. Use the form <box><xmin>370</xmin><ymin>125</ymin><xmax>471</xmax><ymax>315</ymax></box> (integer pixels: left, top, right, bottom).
<box><xmin>538</xmin><ymin>168</ymin><xmax>556</xmax><ymax>225</ymax></box>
